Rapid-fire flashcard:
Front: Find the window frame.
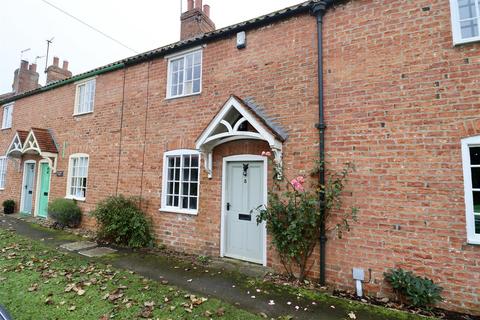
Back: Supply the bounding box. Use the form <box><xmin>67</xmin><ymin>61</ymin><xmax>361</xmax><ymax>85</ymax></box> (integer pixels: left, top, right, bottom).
<box><xmin>449</xmin><ymin>0</ymin><xmax>480</xmax><ymax>45</ymax></box>
<box><xmin>461</xmin><ymin>135</ymin><xmax>480</xmax><ymax>244</ymax></box>
<box><xmin>74</xmin><ymin>77</ymin><xmax>96</xmax><ymax>116</ymax></box>
<box><xmin>160</xmin><ymin>149</ymin><xmax>201</xmax><ymax>215</ymax></box>
<box><xmin>65</xmin><ymin>153</ymin><xmax>89</xmax><ymax>201</ymax></box>
<box><xmin>2</xmin><ymin>103</ymin><xmax>14</xmax><ymax>130</ymax></box>
<box><xmin>0</xmin><ymin>156</ymin><xmax>7</xmax><ymax>190</ymax></box>
<box><xmin>165</xmin><ymin>47</ymin><xmax>203</xmax><ymax>99</ymax></box>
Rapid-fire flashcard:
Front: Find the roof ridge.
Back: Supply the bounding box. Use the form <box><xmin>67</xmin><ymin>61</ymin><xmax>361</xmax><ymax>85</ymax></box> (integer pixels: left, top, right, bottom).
<box><xmin>0</xmin><ymin>0</ymin><xmax>316</xmax><ymax>104</ymax></box>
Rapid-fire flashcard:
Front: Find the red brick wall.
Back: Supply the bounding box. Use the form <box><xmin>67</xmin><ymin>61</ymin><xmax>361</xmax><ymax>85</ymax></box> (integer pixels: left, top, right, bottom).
<box><xmin>1</xmin><ymin>0</ymin><xmax>480</xmax><ymax>314</ymax></box>
<box><xmin>322</xmin><ymin>0</ymin><xmax>480</xmax><ymax>314</ymax></box>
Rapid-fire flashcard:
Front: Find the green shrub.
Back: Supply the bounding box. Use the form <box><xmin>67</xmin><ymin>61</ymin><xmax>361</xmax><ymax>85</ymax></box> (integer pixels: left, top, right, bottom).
<box><xmin>48</xmin><ymin>198</ymin><xmax>82</xmax><ymax>228</ymax></box>
<box><xmin>384</xmin><ymin>268</ymin><xmax>443</xmax><ymax>309</ymax></box>
<box><xmin>91</xmin><ymin>195</ymin><xmax>153</xmax><ymax>248</ymax></box>
<box><xmin>2</xmin><ymin>199</ymin><xmax>15</xmax><ymax>214</ymax></box>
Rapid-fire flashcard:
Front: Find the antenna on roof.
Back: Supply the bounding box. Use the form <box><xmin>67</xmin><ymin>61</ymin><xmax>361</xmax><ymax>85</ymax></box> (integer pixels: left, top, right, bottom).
<box><xmin>44</xmin><ymin>37</ymin><xmax>54</xmax><ymax>73</ymax></box>
<box><xmin>20</xmin><ymin>48</ymin><xmax>31</xmax><ymax>61</ymax></box>
<box><xmin>35</xmin><ymin>55</ymin><xmax>46</xmax><ymax>64</ymax></box>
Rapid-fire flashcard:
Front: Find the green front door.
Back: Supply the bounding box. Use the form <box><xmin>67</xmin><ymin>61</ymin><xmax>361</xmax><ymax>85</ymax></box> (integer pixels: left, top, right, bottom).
<box><xmin>37</xmin><ymin>163</ymin><xmax>51</xmax><ymax>218</ymax></box>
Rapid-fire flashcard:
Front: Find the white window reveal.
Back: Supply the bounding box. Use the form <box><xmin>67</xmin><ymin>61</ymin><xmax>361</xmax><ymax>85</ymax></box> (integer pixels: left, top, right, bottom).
<box><xmin>2</xmin><ymin>103</ymin><xmax>13</xmax><ymax>129</ymax></box>
<box><xmin>0</xmin><ymin>157</ymin><xmax>7</xmax><ymax>189</ymax></box>
<box><xmin>461</xmin><ymin>136</ymin><xmax>480</xmax><ymax>244</ymax></box>
<box><xmin>66</xmin><ymin>154</ymin><xmax>89</xmax><ymax>201</ymax></box>
<box><xmin>161</xmin><ymin>150</ymin><xmax>200</xmax><ymax>214</ymax></box>
<box><xmin>74</xmin><ymin>78</ymin><xmax>96</xmax><ymax>115</ymax></box>
<box><xmin>167</xmin><ymin>49</ymin><xmax>202</xmax><ymax>98</ymax></box>
<box><xmin>450</xmin><ymin>0</ymin><xmax>480</xmax><ymax>45</ymax></box>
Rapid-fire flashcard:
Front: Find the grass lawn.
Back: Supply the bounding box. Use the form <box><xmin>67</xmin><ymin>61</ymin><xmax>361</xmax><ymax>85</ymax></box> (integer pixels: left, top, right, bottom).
<box><xmin>0</xmin><ymin>228</ymin><xmax>261</xmax><ymax>320</ymax></box>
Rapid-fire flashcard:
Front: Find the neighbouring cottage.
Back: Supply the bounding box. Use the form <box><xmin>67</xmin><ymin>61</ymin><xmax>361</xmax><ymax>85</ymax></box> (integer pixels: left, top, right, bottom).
<box><xmin>0</xmin><ymin>0</ymin><xmax>479</xmax><ymax>314</ymax></box>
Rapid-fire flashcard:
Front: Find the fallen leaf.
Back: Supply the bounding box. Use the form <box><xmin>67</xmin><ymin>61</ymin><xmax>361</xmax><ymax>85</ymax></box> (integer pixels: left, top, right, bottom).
<box><xmin>216</xmin><ymin>307</ymin><xmax>225</xmax><ymax>316</ymax></box>
<box><xmin>28</xmin><ymin>283</ymin><xmax>38</xmax><ymax>292</ymax></box>
<box><xmin>68</xmin><ymin>305</ymin><xmax>76</xmax><ymax>311</ymax></box>
<box><xmin>348</xmin><ymin>311</ymin><xmax>357</xmax><ymax>319</ymax></box>
<box><xmin>77</xmin><ymin>289</ymin><xmax>86</xmax><ymax>296</ymax></box>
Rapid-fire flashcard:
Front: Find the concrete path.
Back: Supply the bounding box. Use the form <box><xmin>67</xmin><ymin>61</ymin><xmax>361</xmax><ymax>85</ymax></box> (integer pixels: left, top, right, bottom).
<box><xmin>0</xmin><ymin>215</ymin><xmax>396</xmax><ymax>320</ymax></box>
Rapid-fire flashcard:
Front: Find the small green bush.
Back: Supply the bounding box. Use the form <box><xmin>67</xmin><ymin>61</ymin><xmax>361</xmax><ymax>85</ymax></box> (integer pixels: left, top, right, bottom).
<box><xmin>48</xmin><ymin>198</ymin><xmax>82</xmax><ymax>228</ymax></box>
<box><xmin>384</xmin><ymin>268</ymin><xmax>443</xmax><ymax>309</ymax></box>
<box><xmin>91</xmin><ymin>195</ymin><xmax>153</xmax><ymax>248</ymax></box>
<box><xmin>2</xmin><ymin>199</ymin><xmax>15</xmax><ymax>214</ymax></box>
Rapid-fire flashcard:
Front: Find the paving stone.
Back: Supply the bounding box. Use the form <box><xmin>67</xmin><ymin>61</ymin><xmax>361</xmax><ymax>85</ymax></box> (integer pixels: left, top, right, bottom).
<box><xmin>60</xmin><ymin>241</ymin><xmax>97</xmax><ymax>251</ymax></box>
<box><xmin>78</xmin><ymin>247</ymin><xmax>117</xmax><ymax>257</ymax></box>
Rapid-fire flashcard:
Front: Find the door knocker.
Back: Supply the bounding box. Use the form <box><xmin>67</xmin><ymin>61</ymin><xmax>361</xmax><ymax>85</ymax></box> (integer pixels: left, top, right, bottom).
<box><xmin>242</xmin><ymin>164</ymin><xmax>249</xmax><ymax>183</ymax></box>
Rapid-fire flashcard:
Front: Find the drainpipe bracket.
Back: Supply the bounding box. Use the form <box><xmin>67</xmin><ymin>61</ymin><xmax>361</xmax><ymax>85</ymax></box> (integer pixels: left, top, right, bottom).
<box><xmin>310</xmin><ymin>2</ymin><xmax>328</xmax><ymax>16</ymax></box>
<box><xmin>315</xmin><ymin>123</ymin><xmax>327</xmax><ymax>130</ymax></box>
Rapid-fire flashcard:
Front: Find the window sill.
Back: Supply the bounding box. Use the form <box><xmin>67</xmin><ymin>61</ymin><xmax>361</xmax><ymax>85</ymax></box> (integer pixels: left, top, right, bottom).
<box><xmin>165</xmin><ymin>92</ymin><xmax>201</xmax><ymax>101</ymax></box>
<box><xmin>73</xmin><ymin>111</ymin><xmax>93</xmax><ymax>117</ymax></box>
<box><xmin>453</xmin><ymin>37</ymin><xmax>480</xmax><ymax>46</ymax></box>
<box><xmin>1</xmin><ymin>127</ymin><xmax>11</xmax><ymax>131</ymax></box>
<box><xmin>159</xmin><ymin>207</ymin><xmax>198</xmax><ymax>215</ymax></box>
<box><xmin>65</xmin><ymin>195</ymin><xmax>86</xmax><ymax>202</ymax></box>
<box><xmin>467</xmin><ymin>239</ymin><xmax>480</xmax><ymax>246</ymax></box>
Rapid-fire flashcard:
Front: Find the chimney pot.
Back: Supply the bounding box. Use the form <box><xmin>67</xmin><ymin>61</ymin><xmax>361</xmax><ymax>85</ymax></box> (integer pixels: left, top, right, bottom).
<box><xmin>20</xmin><ymin>60</ymin><xmax>29</xmax><ymax>70</ymax></box>
<box><xmin>187</xmin><ymin>0</ymin><xmax>194</xmax><ymax>11</ymax></box>
<box><xmin>53</xmin><ymin>56</ymin><xmax>59</xmax><ymax>67</ymax></box>
<box><xmin>29</xmin><ymin>64</ymin><xmax>37</xmax><ymax>72</ymax></box>
<box><xmin>203</xmin><ymin>4</ymin><xmax>210</xmax><ymax>17</ymax></box>
<box><xmin>194</xmin><ymin>0</ymin><xmax>202</xmax><ymax>10</ymax></box>
<box><xmin>62</xmin><ymin>60</ymin><xmax>69</xmax><ymax>70</ymax></box>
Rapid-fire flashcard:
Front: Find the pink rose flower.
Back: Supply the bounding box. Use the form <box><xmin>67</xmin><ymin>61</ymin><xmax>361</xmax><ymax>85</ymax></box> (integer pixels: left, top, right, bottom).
<box><xmin>290</xmin><ymin>179</ymin><xmax>304</xmax><ymax>192</ymax></box>
<box><xmin>296</xmin><ymin>176</ymin><xmax>305</xmax><ymax>184</ymax></box>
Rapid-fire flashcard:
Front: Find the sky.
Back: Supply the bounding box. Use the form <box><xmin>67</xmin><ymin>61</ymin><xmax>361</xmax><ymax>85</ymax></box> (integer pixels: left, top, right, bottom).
<box><xmin>0</xmin><ymin>0</ymin><xmax>303</xmax><ymax>94</ymax></box>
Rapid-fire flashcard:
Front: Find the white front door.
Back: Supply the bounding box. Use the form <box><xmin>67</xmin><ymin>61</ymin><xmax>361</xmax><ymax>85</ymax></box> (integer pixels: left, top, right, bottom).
<box><xmin>224</xmin><ymin>160</ymin><xmax>265</xmax><ymax>264</ymax></box>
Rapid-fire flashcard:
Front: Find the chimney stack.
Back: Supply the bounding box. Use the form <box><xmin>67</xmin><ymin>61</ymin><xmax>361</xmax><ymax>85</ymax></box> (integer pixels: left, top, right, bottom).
<box><xmin>12</xmin><ymin>60</ymin><xmax>40</xmax><ymax>94</ymax></box>
<box><xmin>180</xmin><ymin>0</ymin><xmax>215</xmax><ymax>40</ymax></box>
<box><xmin>46</xmin><ymin>56</ymin><xmax>72</xmax><ymax>84</ymax></box>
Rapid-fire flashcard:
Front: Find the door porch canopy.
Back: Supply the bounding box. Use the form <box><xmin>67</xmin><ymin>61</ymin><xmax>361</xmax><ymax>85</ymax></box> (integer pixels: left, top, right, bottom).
<box><xmin>6</xmin><ymin>128</ymin><xmax>59</xmax><ymax>171</ymax></box>
<box><xmin>195</xmin><ymin>95</ymin><xmax>288</xmax><ymax>178</ymax></box>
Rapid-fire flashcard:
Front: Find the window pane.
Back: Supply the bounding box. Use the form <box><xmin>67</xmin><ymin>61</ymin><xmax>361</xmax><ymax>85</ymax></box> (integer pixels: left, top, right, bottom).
<box><xmin>473</xmin><ymin>191</ymin><xmax>480</xmax><ymax>213</ymax></box>
<box><xmin>167</xmin><ymin>195</ymin><xmax>173</xmax><ymax>206</ymax></box>
<box><xmin>184</xmin><ymin>81</ymin><xmax>193</xmax><ymax>94</ymax></box>
<box><xmin>182</xmin><ymin>183</ymin><xmax>189</xmax><ymax>196</ymax></box>
<box><xmin>191</xmin><ymin>156</ymin><xmax>199</xmax><ymax>167</ymax></box>
<box><xmin>186</xmin><ymin>67</ymin><xmax>193</xmax><ymax>81</ymax></box>
<box><xmin>191</xmin><ymin>169</ymin><xmax>198</xmax><ymax>182</ymax></box>
<box><xmin>194</xmin><ymin>65</ymin><xmax>201</xmax><ymax>79</ymax></box>
<box><xmin>182</xmin><ymin>196</ymin><xmax>189</xmax><ymax>209</ymax></box>
<box><xmin>175</xmin><ymin>157</ymin><xmax>181</xmax><ymax>167</ymax></box>
<box><xmin>470</xmin><ymin>147</ymin><xmax>480</xmax><ymax>165</ymax></box>
<box><xmin>475</xmin><ymin>215</ymin><xmax>480</xmax><ymax>234</ymax></box>
<box><xmin>174</xmin><ymin>182</ymin><xmax>179</xmax><ymax>194</ymax></box>
<box><xmin>193</xmin><ymin>79</ymin><xmax>200</xmax><ymax>93</ymax></box>
<box><xmin>472</xmin><ymin>168</ymin><xmax>480</xmax><ymax>188</ymax></box>
<box><xmin>183</xmin><ymin>169</ymin><xmax>190</xmax><ymax>181</ymax></box>
<box><xmin>183</xmin><ymin>155</ymin><xmax>190</xmax><ymax>167</ymax></box>
<box><xmin>189</xmin><ymin>197</ymin><xmax>197</xmax><ymax>210</ymax></box>
<box><xmin>461</xmin><ymin>19</ymin><xmax>479</xmax><ymax>39</ymax></box>
<box><xmin>173</xmin><ymin>196</ymin><xmax>179</xmax><ymax>206</ymax></box>
<box><xmin>186</xmin><ymin>54</ymin><xmax>193</xmax><ymax>68</ymax></box>
<box><xmin>459</xmin><ymin>0</ymin><xmax>477</xmax><ymax>19</ymax></box>
<box><xmin>190</xmin><ymin>183</ymin><xmax>198</xmax><ymax>196</ymax></box>
<box><xmin>194</xmin><ymin>51</ymin><xmax>201</xmax><ymax>64</ymax></box>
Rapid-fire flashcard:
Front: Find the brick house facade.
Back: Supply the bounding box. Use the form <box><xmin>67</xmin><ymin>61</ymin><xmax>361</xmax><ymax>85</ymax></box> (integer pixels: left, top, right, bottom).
<box><xmin>1</xmin><ymin>0</ymin><xmax>480</xmax><ymax>314</ymax></box>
